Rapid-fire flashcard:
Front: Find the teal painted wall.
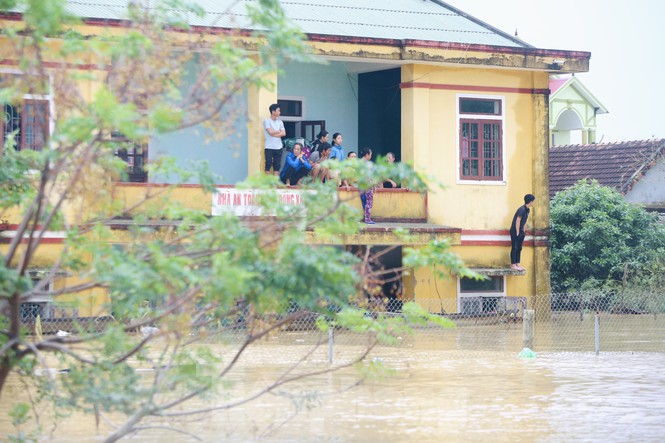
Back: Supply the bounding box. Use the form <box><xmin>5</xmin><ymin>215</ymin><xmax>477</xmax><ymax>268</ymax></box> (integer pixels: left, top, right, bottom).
<box><xmin>279</xmin><ymin>61</ymin><xmax>359</xmax><ymax>152</ymax></box>
<box><xmin>148</xmin><ymin>60</ymin><xmax>248</xmax><ymax>185</ymax></box>
<box><xmin>148</xmin><ymin>60</ymin><xmax>358</xmax><ymax>184</ymax></box>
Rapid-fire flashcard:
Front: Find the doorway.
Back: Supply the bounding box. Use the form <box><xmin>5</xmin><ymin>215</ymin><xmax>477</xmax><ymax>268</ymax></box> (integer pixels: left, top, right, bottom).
<box><xmin>283</xmin><ymin>120</ymin><xmax>326</xmax><ymax>142</ymax></box>
<box><xmin>348</xmin><ymin>245</ymin><xmax>403</xmax><ymax>312</ymax></box>
<box><xmin>358</xmin><ymin>68</ymin><xmax>401</xmax><ymax>161</ymax></box>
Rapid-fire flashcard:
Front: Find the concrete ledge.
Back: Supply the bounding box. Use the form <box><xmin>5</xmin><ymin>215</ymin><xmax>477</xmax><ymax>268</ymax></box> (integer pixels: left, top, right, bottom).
<box><xmin>307</xmin><ymin>222</ymin><xmax>461</xmax><ymax>246</ymax></box>
<box><xmin>468</xmin><ymin>267</ymin><xmax>527</xmax><ymax>276</ymax></box>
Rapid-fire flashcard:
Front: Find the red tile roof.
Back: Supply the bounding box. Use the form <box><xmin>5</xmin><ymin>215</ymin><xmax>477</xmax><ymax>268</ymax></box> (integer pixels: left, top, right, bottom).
<box><xmin>549</xmin><ymin>139</ymin><xmax>665</xmax><ymax>198</ymax></box>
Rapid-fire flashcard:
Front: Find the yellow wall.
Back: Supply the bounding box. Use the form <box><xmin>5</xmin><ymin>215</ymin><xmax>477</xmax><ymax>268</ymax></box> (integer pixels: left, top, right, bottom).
<box><xmin>112</xmin><ymin>184</ymin><xmax>427</xmax><ymax>222</ymax></box>
<box><xmin>337</xmin><ymin>189</ymin><xmax>426</xmax><ymax>221</ymax></box>
<box><xmin>0</xmin><ymin>243</ymin><xmax>111</xmax><ymax>318</ymax></box>
<box><xmin>402</xmin><ymin>64</ymin><xmax>549</xmax><ymax>230</ymax></box>
<box><xmin>401</xmin><ymin>64</ymin><xmax>551</xmax><ymax>311</ymax></box>
<box><xmin>53</xmin><ymin>275</ymin><xmax>111</xmax><ymax>318</ymax></box>
<box><xmin>1</xmin><ymin>19</ymin><xmax>559</xmax><ymax>316</ymax></box>
<box><xmin>411</xmin><ymin>244</ymin><xmax>536</xmax><ymax>314</ymax></box>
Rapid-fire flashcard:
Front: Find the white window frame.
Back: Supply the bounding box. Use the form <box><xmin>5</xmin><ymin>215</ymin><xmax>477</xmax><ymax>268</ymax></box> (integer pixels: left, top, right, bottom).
<box><xmin>22</xmin><ymin>275</ymin><xmax>55</xmax><ymax>320</ymax></box>
<box><xmin>0</xmin><ymin>68</ymin><xmax>55</xmax><ymax>148</ymax></box>
<box><xmin>455</xmin><ymin>93</ymin><xmax>506</xmax><ymax>186</ymax></box>
<box><xmin>457</xmin><ymin>275</ymin><xmax>506</xmax><ymax>313</ymax></box>
<box><xmin>277</xmin><ymin>95</ymin><xmax>306</xmax><ymax>122</ymax></box>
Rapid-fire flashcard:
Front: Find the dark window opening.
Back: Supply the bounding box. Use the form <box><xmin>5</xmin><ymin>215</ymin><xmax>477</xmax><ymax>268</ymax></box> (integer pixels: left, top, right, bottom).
<box><xmin>347</xmin><ymin>245</ymin><xmax>403</xmax><ymax>313</ymax></box>
<box><xmin>460</xmin><ymin>276</ymin><xmax>504</xmax><ymax>293</ymax></box>
<box><xmin>282</xmin><ymin>121</ymin><xmax>326</xmax><ymax>143</ymax></box>
<box><xmin>460</xmin><ymin>98</ymin><xmax>501</xmax><ymax>115</ymax></box>
<box><xmin>277</xmin><ymin>99</ymin><xmax>303</xmax><ymax>118</ymax></box>
<box><xmin>111</xmin><ymin>132</ymin><xmax>148</xmax><ymax>182</ymax></box>
<box><xmin>300</xmin><ymin>120</ymin><xmax>325</xmax><ymax>141</ymax></box>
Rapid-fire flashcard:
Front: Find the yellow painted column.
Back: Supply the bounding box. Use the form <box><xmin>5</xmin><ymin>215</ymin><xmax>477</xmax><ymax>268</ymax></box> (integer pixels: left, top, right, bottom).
<box><xmin>247</xmin><ymin>72</ymin><xmax>279</xmax><ymax>177</ymax></box>
<box><xmin>402</xmin><ymin>64</ymin><xmax>433</xmax><ymax>309</ymax></box>
<box><xmin>401</xmin><ymin>64</ymin><xmax>431</xmax><ymax>175</ymax></box>
<box><xmin>532</xmin><ymin>89</ymin><xmax>552</xmax><ymax>321</ymax></box>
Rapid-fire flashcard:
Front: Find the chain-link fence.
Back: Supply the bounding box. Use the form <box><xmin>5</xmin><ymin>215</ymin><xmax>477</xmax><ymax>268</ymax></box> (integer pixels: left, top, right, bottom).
<box><xmin>538</xmin><ymin>289</ymin><xmax>665</xmax><ymax>353</ymax></box>
<box><xmin>19</xmin><ymin>290</ymin><xmax>665</xmax><ymax>361</ymax></box>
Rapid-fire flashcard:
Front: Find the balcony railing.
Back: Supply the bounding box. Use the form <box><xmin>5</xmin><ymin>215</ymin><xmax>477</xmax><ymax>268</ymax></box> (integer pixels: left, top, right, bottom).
<box><xmin>112</xmin><ymin>183</ymin><xmax>428</xmax><ymax>223</ymax></box>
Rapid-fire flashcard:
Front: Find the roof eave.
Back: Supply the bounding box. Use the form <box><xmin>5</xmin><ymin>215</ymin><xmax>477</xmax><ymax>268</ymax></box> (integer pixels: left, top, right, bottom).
<box><xmin>426</xmin><ymin>0</ymin><xmax>535</xmax><ymax>49</ymax></box>
<box><xmin>0</xmin><ymin>12</ymin><xmax>591</xmax><ymax>73</ymax></box>
<box><xmin>305</xmin><ymin>33</ymin><xmax>590</xmax><ymax>73</ymax></box>
<box><xmin>621</xmin><ymin>141</ymin><xmax>665</xmax><ymax>193</ymax></box>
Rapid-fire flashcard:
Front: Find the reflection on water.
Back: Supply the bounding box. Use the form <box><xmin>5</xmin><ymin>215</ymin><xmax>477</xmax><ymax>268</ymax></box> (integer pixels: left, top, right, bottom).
<box><xmin>2</xmin><ymin>347</ymin><xmax>665</xmax><ymax>442</ymax></box>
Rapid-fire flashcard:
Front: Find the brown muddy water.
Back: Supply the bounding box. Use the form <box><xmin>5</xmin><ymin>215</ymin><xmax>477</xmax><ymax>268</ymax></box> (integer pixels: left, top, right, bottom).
<box><xmin>2</xmin><ymin>343</ymin><xmax>665</xmax><ymax>443</ymax></box>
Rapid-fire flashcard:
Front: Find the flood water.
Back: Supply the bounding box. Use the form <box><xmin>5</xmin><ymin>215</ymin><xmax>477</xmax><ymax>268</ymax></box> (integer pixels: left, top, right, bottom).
<box><xmin>2</xmin><ymin>344</ymin><xmax>665</xmax><ymax>442</ymax></box>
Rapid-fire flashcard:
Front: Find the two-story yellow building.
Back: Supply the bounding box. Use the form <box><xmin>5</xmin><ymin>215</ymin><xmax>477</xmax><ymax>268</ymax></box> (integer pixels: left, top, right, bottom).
<box><xmin>1</xmin><ymin>0</ymin><xmax>591</xmax><ymax>319</ymax></box>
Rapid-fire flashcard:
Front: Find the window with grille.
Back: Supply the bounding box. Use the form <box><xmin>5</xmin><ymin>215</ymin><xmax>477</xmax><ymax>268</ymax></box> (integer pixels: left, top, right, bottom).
<box><xmin>458</xmin><ymin>97</ymin><xmax>504</xmax><ymax>181</ymax></box>
<box><xmin>458</xmin><ymin>276</ymin><xmax>506</xmax><ymax>314</ymax></box>
<box><xmin>111</xmin><ymin>132</ymin><xmax>148</xmax><ymax>182</ymax></box>
<box><xmin>1</xmin><ymin>100</ymin><xmax>50</xmax><ymax>151</ymax></box>
<box><xmin>20</xmin><ymin>275</ymin><xmax>54</xmax><ymax>321</ymax></box>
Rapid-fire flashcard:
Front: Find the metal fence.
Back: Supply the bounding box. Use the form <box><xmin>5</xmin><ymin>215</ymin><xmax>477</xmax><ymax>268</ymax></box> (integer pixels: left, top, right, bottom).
<box><xmin>19</xmin><ymin>291</ymin><xmax>665</xmax><ymax>361</ymax></box>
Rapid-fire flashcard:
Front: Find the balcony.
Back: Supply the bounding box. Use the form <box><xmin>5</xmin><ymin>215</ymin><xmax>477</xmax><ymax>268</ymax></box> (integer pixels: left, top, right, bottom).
<box><xmin>109</xmin><ymin>183</ymin><xmax>460</xmax><ymax>246</ymax></box>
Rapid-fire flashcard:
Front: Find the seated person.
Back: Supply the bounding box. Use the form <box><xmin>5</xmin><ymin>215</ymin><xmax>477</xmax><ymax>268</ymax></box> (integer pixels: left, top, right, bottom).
<box><xmin>311</xmin><ymin>130</ymin><xmax>329</xmax><ymax>153</ymax></box>
<box><xmin>382</xmin><ymin>151</ymin><xmax>400</xmax><ymax>188</ymax></box>
<box><xmin>301</xmin><ymin>142</ymin><xmax>312</xmax><ymax>160</ymax></box>
<box><xmin>309</xmin><ymin>142</ymin><xmax>332</xmax><ymax>182</ymax></box>
<box><xmin>279</xmin><ymin>142</ymin><xmax>312</xmax><ymax>185</ymax></box>
<box><xmin>330</xmin><ymin>132</ymin><xmax>345</xmax><ymax>161</ymax></box>
<box><xmin>340</xmin><ymin>151</ymin><xmax>357</xmax><ymax>188</ymax></box>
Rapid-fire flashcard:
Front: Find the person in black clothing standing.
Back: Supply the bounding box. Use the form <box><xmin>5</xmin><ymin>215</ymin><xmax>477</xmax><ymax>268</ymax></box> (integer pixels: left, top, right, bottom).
<box><xmin>510</xmin><ymin>194</ymin><xmax>535</xmax><ymax>271</ymax></box>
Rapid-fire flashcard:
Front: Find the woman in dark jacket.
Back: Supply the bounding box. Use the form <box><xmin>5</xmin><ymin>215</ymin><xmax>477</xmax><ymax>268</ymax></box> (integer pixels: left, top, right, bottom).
<box><xmin>311</xmin><ymin>130</ymin><xmax>329</xmax><ymax>154</ymax></box>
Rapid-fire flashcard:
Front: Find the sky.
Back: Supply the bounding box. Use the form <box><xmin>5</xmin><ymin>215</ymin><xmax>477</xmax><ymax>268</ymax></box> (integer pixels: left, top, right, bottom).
<box><xmin>447</xmin><ymin>0</ymin><xmax>665</xmax><ymax>143</ymax></box>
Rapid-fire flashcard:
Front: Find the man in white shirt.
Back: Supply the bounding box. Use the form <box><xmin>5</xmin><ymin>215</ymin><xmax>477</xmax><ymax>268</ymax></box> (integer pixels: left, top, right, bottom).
<box><xmin>264</xmin><ymin>103</ymin><xmax>286</xmax><ymax>176</ymax></box>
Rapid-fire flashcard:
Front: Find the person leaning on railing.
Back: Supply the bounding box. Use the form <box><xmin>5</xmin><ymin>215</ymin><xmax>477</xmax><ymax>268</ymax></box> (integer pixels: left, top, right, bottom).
<box><xmin>381</xmin><ymin>151</ymin><xmax>400</xmax><ymax>189</ymax></box>
<box><xmin>340</xmin><ymin>151</ymin><xmax>357</xmax><ymax>188</ymax></box>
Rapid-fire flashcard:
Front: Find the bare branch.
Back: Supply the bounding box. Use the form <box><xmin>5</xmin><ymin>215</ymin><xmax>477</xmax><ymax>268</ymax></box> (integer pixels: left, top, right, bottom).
<box><xmin>23</xmin><ymin>341</ymin><xmax>61</xmax><ymax>398</ymax></box>
<box><xmin>131</xmin><ymin>425</ymin><xmax>203</xmax><ymax>441</ymax></box>
<box><xmin>112</xmin><ymin>334</ymin><xmax>153</xmax><ymax>365</ymax></box>
<box><xmin>154</xmin><ymin>310</ymin><xmax>310</xmax><ymax>413</ymax></box>
<box><xmin>160</xmin><ymin>339</ymin><xmax>377</xmax><ymax>418</ymax></box>
<box><xmin>260</xmin><ymin>375</ymin><xmax>367</xmax><ymax>439</ymax></box>
<box><xmin>0</xmin><ymin>337</ymin><xmax>20</xmax><ymax>359</ymax></box>
<box><xmin>31</xmin><ymin>342</ymin><xmax>96</xmax><ymax>365</ymax></box>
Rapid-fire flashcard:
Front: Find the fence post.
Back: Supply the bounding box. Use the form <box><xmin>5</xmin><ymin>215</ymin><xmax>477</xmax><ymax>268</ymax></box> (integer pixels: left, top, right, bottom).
<box><xmin>328</xmin><ymin>327</ymin><xmax>334</xmax><ymax>364</ymax></box>
<box><xmin>522</xmin><ymin>309</ymin><xmax>535</xmax><ymax>350</ymax></box>
<box><xmin>594</xmin><ymin>313</ymin><xmax>600</xmax><ymax>355</ymax></box>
